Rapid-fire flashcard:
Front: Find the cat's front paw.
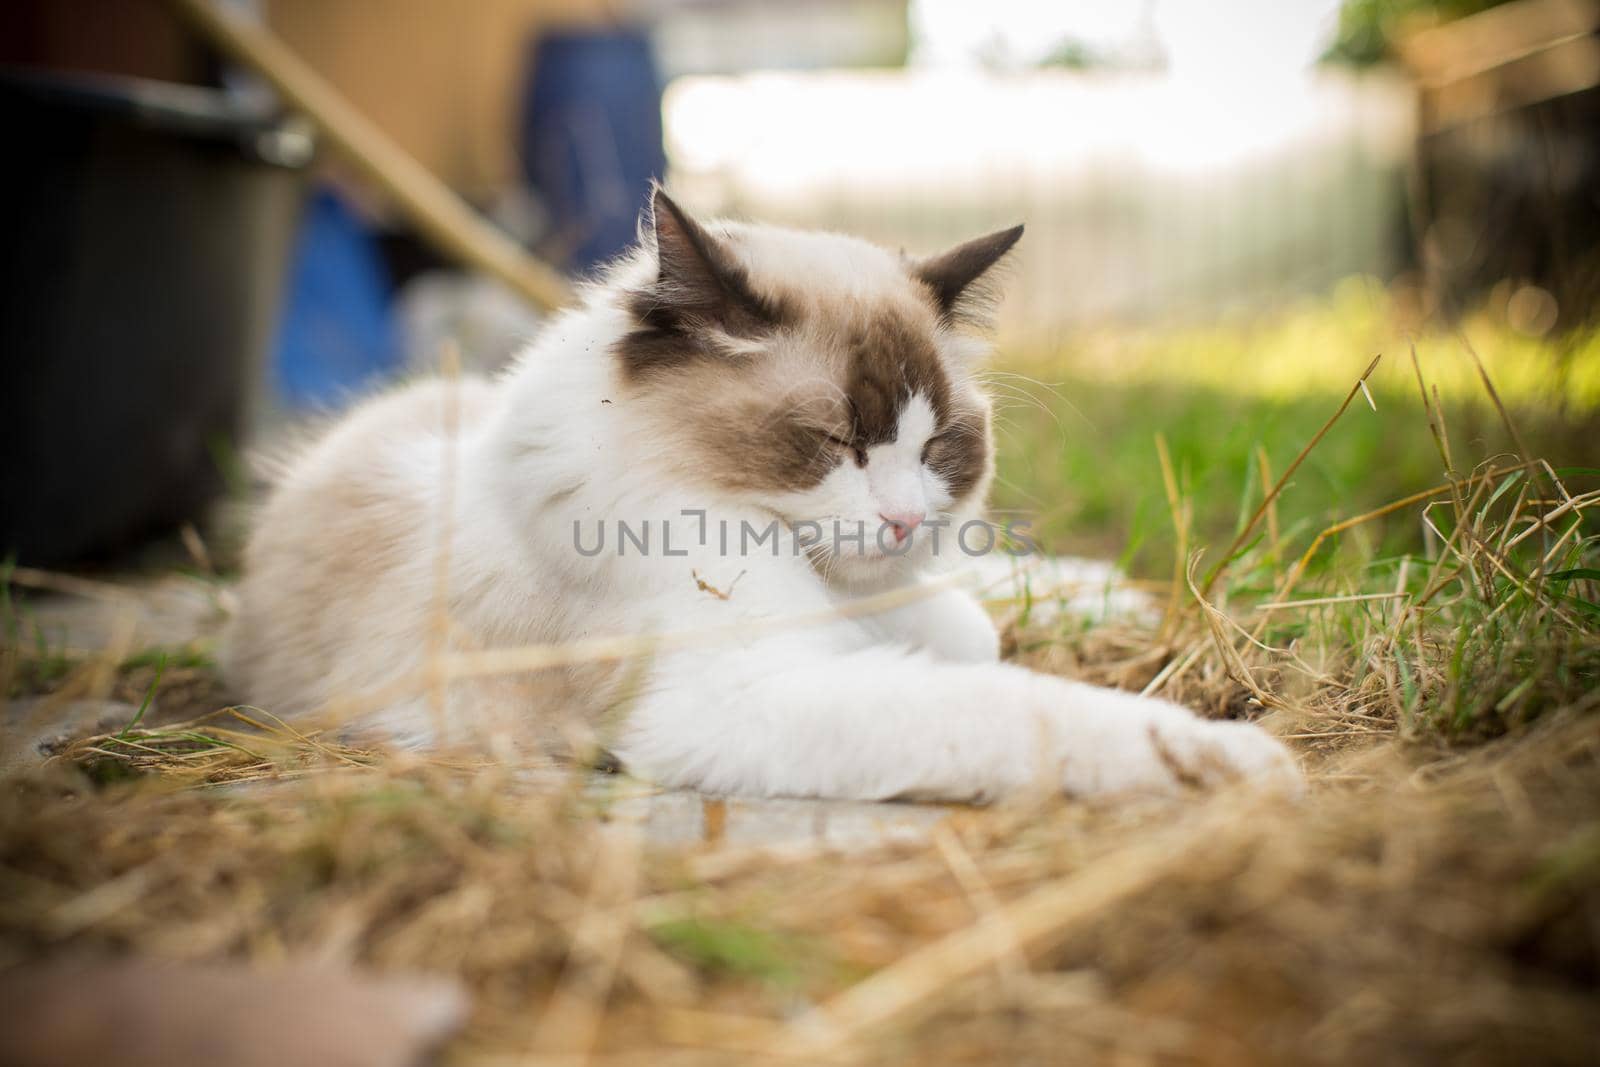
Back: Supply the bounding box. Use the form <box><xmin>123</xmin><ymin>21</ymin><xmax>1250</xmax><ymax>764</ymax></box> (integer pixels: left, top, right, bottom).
<box><xmin>1142</xmin><ymin>716</ymin><xmax>1303</xmax><ymax>796</ymax></box>
<box><xmin>1056</xmin><ymin>693</ymin><xmax>1303</xmax><ymax>798</ymax></box>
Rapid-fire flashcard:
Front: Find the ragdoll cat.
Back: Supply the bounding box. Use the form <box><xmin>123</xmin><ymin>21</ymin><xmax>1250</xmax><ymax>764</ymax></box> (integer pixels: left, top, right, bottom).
<box><xmin>223</xmin><ymin>189</ymin><xmax>1300</xmax><ymax>801</ymax></box>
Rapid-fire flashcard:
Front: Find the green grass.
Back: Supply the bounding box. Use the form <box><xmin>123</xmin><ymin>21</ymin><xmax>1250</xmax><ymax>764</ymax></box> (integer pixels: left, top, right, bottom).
<box><xmin>1</xmin><ymin>565</ymin><xmax>77</xmax><ymax>697</ymax></box>
<box><xmin>991</xmin><ymin>287</ymin><xmax>1600</xmax><ymax>579</ymax></box>
<box><xmin>120</xmin><ymin>643</ymin><xmax>216</xmax><ymax>672</ymax></box>
<box><xmin>990</xmin><ymin>289</ymin><xmax>1600</xmax><ymax>739</ymax></box>
<box><xmin>648</xmin><ymin>916</ymin><xmax>812</xmax><ymax>988</ymax></box>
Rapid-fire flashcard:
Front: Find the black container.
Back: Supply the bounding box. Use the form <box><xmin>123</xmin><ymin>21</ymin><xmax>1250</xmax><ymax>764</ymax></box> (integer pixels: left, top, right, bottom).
<box><xmin>0</xmin><ymin>67</ymin><xmax>310</xmax><ymax>566</ymax></box>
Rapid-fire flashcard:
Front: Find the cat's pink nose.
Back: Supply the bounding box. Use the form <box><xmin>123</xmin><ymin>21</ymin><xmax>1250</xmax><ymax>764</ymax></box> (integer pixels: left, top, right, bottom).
<box><xmin>880</xmin><ymin>511</ymin><xmax>925</xmax><ymax>542</ymax></box>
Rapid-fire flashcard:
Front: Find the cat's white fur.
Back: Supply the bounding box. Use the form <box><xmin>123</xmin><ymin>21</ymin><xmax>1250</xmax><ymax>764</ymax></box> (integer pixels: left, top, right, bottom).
<box><xmin>224</xmin><ymin>208</ymin><xmax>1301</xmax><ymax>802</ymax></box>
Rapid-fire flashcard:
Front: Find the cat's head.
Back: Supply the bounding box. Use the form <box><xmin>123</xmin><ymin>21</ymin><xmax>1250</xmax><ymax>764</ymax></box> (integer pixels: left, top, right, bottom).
<box><xmin>613</xmin><ymin>188</ymin><xmax>1020</xmax><ymax>584</ymax></box>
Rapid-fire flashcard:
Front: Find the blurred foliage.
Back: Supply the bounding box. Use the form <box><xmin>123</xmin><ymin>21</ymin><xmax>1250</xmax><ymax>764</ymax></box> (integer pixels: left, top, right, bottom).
<box><xmin>1323</xmin><ymin>0</ymin><xmax>1517</xmax><ymax>66</ymax></box>
<box><xmin>991</xmin><ymin>279</ymin><xmax>1600</xmax><ymax>577</ymax></box>
<box><xmin>1036</xmin><ymin>39</ymin><xmax>1100</xmax><ymax>71</ymax></box>
<box><xmin>1035</xmin><ymin>278</ymin><xmax>1600</xmax><ymax>409</ymax></box>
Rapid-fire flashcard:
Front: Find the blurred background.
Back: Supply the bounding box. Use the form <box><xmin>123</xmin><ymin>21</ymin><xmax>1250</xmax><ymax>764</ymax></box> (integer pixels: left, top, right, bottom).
<box><xmin>3</xmin><ymin>0</ymin><xmax>1597</xmax><ymax>573</ymax></box>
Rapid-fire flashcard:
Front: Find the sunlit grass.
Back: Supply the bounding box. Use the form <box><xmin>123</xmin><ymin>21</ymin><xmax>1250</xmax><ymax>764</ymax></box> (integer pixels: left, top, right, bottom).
<box><xmin>1009</xmin><ymin>276</ymin><xmax>1600</xmax><ymax>411</ymax></box>
<box><xmin>991</xmin><ymin>281</ymin><xmax>1600</xmax><ymax>575</ymax></box>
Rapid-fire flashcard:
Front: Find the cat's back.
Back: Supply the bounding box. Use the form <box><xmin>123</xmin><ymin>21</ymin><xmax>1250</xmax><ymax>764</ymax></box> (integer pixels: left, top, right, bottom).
<box><xmin>222</xmin><ymin>377</ymin><xmax>502</xmax><ymax>714</ymax></box>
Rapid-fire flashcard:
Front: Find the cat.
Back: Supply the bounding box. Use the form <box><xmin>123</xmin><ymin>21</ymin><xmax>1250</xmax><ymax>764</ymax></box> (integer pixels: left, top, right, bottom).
<box><xmin>222</xmin><ymin>188</ymin><xmax>1300</xmax><ymax>802</ymax></box>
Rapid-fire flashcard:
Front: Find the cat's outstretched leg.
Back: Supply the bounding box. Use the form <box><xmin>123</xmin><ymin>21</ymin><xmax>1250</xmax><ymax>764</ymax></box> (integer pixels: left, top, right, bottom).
<box><xmin>615</xmin><ymin>648</ymin><xmax>1300</xmax><ymax>802</ymax></box>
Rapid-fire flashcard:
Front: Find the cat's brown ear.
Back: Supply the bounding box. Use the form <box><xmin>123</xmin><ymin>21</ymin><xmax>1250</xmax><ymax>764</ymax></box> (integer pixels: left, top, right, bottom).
<box><xmin>912</xmin><ymin>224</ymin><xmax>1024</xmax><ymax>324</ymax></box>
<box><xmin>646</xmin><ymin>186</ymin><xmax>777</xmax><ymax>329</ymax></box>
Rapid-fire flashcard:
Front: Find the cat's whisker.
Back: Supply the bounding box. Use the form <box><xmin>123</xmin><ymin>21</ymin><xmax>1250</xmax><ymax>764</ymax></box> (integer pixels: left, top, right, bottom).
<box><xmin>984</xmin><ymin>382</ymin><xmax>1063</xmax><ymax>426</ymax></box>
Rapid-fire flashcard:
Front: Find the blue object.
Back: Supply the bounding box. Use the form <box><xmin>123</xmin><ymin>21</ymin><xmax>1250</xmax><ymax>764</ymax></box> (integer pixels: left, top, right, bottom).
<box><xmin>273</xmin><ymin>186</ymin><xmax>399</xmax><ymax>408</ymax></box>
<box><xmin>520</xmin><ymin>26</ymin><xmax>668</xmax><ymax>273</ymax></box>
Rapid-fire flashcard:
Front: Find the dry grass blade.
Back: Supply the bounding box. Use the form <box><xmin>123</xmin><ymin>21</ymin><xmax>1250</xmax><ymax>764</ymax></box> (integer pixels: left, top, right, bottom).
<box><xmin>1267</xmin><ymin>465</ymin><xmax>1534</xmax><ymax>607</ymax></box>
<box><xmin>1156</xmin><ymin>432</ymin><xmax>1191</xmax><ymax>635</ymax></box>
<box><xmin>56</xmin><ymin>706</ymin><xmax>373</xmax><ymax>785</ymax></box>
<box><xmin>780</xmin><ymin>816</ymin><xmax>1213</xmax><ymax>1058</ymax></box>
<box><xmin>1182</xmin><ymin>554</ymin><xmax>1283</xmax><ymax>711</ymax></box>
<box><xmin>1257</xmin><ymin>592</ymin><xmax>1410</xmax><ymax>612</ymax></box>
<box><xmin>532</xmin><ymin>827</ymin><xmax>643</xmax><ymax>1060</ymax></box>
<box><xmin>1198</xmin><ymin>353</ymin><xmax>1381</xmax><ymax>599</ymax></box>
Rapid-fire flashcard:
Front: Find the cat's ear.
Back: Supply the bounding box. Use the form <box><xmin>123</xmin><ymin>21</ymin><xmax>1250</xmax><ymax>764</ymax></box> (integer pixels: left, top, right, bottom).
<box><xmin>645</xmin><ymin>186</ymin><xmax>776</xmax><ymax>329</ymax></box>
<box><xmin>912</xmin><ymin>225</ymin><xmax>1024</xmax><ymax>324</ymax></box>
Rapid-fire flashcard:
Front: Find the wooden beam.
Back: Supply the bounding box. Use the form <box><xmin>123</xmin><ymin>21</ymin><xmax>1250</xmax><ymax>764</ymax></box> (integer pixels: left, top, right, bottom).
<box><xmin>169</xmin><ymin>0</ymin><xmax>574</xmax><ymax>313</ymax></box>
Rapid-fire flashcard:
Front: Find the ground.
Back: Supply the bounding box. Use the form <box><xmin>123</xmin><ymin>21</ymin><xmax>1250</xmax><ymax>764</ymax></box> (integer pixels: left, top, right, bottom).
<box><xmin>2</xmin><ymin>290</ymin><xmax>1598</xmax><ymax>1065</ymax></box>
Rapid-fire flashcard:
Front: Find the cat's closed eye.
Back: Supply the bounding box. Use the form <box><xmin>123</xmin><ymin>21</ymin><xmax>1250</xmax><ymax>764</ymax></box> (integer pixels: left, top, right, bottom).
<box><xmin>824</xmin><ymin>433</ymin><xmax>868</xmax><ymax>467</ymax></box>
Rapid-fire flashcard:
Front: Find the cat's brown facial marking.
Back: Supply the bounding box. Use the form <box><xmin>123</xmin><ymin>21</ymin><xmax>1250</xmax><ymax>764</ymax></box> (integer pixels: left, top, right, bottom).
<box><xmin>840</xmin><ymin>306</ymin><xmax>952</xmax><ymax>447</ymax></box>
<box><xmin>923</xmin><ymin>405</ymin><xmax>990</xmax><ymax>501</ymax></box>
